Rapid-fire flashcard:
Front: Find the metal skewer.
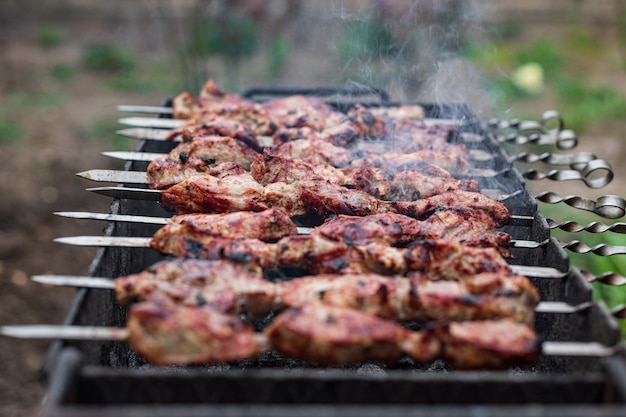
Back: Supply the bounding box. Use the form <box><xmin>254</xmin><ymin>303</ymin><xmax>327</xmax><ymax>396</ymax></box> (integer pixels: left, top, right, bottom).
<box><xmin>103</xmin><ymin>148</ymin><xmax>495</xmax><ymax>163</ymax></box>
<box><xmin>76</xmin><ymin>168</ymin><xmax>511</xmax><ymax>198</ymax></box>
<box><xmin>53</xmin><ymin>234</ymin><xmax>546</xmax><ymax>250</ymax></box>
<box><xmin>29</xmin><ymin>274</ymin><xmax>591</xmax><ymax>315</ymax></box>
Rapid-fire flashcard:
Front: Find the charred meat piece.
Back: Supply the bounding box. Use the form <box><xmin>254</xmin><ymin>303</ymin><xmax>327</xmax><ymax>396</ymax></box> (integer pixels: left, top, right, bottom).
<box><xmin>197</xmin><ymin>79</ymin><xmax>253</xmax><ymax>107</ymax></box>
<box><xmin>348</xmin><ymin>149</ymin><xmax>470</xmax><ymax>177</ymax></box>
<box><xmin>147</xmin><ymin>135</ymin><xmax>258</xmax><ymax>189</ymax></box>
<box><xmin>442</xmin><ymin>318</ymin><xmax>541</xmax><ymax>369</ymax></box>
<box><xmin>127</xmin><ymin>297</ymin><xmax>262</xmax><ymax>366</ymax></box>
<box><xmin>182</xmin><ymin>101</ymin><xmax>277</xmax><ymax>137</ymax></box>
<box><xmin>266</xmin><ymin>303</ymin><xmax>436</xmax><ymax>365</ymax></box>
<box><xmin>154</xmin><ymin>209</ymin><xmax>298</xmax><ymax>242</ymax></box>
<box><xmin>171</xmin><ymin>92</ymin><xmax>201</xmax><ymax>119</ymax></box>
<box><xmin>115</xmin><ymin>258</ymin><xmax>275</xmax><ymax>318</ymax></box>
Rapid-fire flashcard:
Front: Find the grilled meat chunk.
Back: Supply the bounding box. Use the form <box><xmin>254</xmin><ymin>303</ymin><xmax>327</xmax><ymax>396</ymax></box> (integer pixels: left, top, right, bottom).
<box><xmin>263</xmin><ymin>95</ymin><xmax>344</xmax><ymax>131</ymax></box>
<box><xmin>155</xmin><ymin>209</ymin><xmax>298</xmax><ymax>243</ymax></box>
<box><xmin>265</xmin><ymin>303</ymin><xmax>440</xmax><ymax>365</ymax></box>
<box><xmin>442</xmin><ymin>318</ymin><xmax>541</xmax><ymax>369</ymax></box>
<box><xmin>172</xmin><ymin>92</ymin><xmax>200</xmax><ymax>119</ymax></box>
<box><xmin>115</xmin><ymin>259</ymin><xmax>275</xmax><ymax>318</ymax></box>
<box><xmin>166</xmin><ymin>118</ymin><xmax>260</xmax><ymax>151</ymax></box>
<box><xmin>147</xmin><ymin>136</ymin><xmax>258</xmax><ymax>189</ymax></box>
<box><xmin>127</xmin><ymin>297</ymin><xmax>262</xmax><ymax>366</ymax></box>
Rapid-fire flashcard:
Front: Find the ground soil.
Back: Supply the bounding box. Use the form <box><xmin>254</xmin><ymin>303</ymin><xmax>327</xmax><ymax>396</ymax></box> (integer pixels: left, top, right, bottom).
<box><xmin>1</xmin><ymin>3</ymin><xmax>626</xmax><ymax>417</ymax></box>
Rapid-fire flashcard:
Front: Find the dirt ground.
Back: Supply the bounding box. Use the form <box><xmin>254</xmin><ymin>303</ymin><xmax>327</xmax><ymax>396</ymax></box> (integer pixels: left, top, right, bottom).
<box><xmin>2</xmin><ymin>2</ymin><xmax>626</xmax><ymax>417</ymax></box>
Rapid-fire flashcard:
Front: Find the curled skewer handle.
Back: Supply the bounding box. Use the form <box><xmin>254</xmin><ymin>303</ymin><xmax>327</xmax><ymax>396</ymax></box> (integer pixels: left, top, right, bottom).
<box><xmin>535</xmin><ymin>192</ymin><xmax>626</xmax><ymax>219</ymax></box>
<box><xmin>581</xmin><ymin>270</ymin><xmax>626</xmax><ymax>287</ymax></box>
<box><xmin>561</xmin><ymin>240</ymin><xmax>626</xmax><ymax>256</ymax></box>
<box><xmin>489</xmin><ymin>111</ymin><xmax>578</xmax><ymax>150</ymax></box>
<box><xmin>523</xmin><ymin>159</ymin><xmax>613</xmax><ymax>189</ymax></box>
<box><xmin>511</xmin><ymin>151</ymin><xmax>597</xmax><ymax>169</ymax></box>
<box><xmin>547</xmin><ymin>219</ymin><xmax>626</xmax><ymax>234</ymax></box>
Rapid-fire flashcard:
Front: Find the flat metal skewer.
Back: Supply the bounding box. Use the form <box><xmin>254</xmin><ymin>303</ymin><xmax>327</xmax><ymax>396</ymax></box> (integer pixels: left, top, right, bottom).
<box><xmin>77</xmin><ymin>169</ymin><xmax>517</xmax><ymax>202</ymax></box>
<box><xmin>29</xmin><ymin>274</ymin><xmax>588</xmax><ymax>315</ymax></box>
<box><xmin>103</xmin><ymin>148</ymin><xmax>494</xmax><ymax>164</ymax></box>
<box><xmin>118</xmin><ymin>115</ymin><xmax>463</xmax><ymax>129</ymax></box>
<box><xmin>54</xmin><ymin>233</ymin><xmax>545</xmax><ymax>250</ymax></box>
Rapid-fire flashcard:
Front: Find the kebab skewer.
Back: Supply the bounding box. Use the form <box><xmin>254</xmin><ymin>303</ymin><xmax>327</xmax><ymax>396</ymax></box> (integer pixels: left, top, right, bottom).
<box><xmin>94</xmin><ymin>137</ymin><xmax>483</xmax><ymax>198</ymax></box>
<box><xmin>33</xmin><ymin>257</ymin><xmax>540</xmax><ymax>324</ymax></box>
<box><xmin>1</xmin><ymin>296</ymin><xmax>540</xmax><ymax>370</ymax></box>
<box><xmin>85</xmin><ymin>171</ymin><xmax>511</xmax><ymax>225</ymax></box>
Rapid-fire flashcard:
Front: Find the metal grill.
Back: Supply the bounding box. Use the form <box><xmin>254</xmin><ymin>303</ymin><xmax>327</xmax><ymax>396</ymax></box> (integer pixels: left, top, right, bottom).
<box><xmin>36</xmin><ymin>87</ymin><xmax>626</xmax><ymax>417</ymax></box>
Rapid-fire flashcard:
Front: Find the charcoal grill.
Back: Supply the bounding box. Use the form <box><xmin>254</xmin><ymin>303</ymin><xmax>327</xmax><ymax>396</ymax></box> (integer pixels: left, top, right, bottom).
<box><xmin>35</xmin><ymin>86</ymin><xmax>626</xmax><ymax>417</ymax></box>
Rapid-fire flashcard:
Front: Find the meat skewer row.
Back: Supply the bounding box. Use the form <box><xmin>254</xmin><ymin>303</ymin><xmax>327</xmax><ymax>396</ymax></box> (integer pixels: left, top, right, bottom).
<box><xmin>35</xmin><ymin>258</ymin><xmax>539</xmax><ymax>324</ymax></box>
<box><xmin>147</xmin><ymin>208</ymin><xmax>511</xmax><ymax>253</ymax></box>
<box><xmin>124</xmin><ymin>298</ymin><xmax>543</xmax><ymax>369</ymax></box>
<box><xmin>60</xmin><ymin>227</ymin><xmax>513</xmax><ymax>278</ymax></box>
<box><xmin>166</xmin><ymin>79</ymin><xmax>467</xmax><ymax>154</ymax></box>
<box><xmin>144</xmin><ymin>133</ymin><xmax>477</xmax><ymax>188</ymax></box>
<box><xmin>144</xmin><ymin>138</ymin><xmax>480</xmax><ymax>201</ymax></box>
<box><xmin>151</xmin><ymin>171</ymin><xmax>510</xmax><ymax>226</ymax></box>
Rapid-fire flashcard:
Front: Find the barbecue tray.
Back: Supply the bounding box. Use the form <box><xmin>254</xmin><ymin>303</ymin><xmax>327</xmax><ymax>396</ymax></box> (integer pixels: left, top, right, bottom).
<box><xmin>39</xmin><ymin>88</ymin><xmax>626</xmax><ymax>417</ymax></box>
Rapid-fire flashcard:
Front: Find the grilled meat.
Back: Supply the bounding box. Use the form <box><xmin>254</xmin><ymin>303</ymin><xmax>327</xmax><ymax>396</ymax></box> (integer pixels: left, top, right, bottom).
<box><xmin>147</xmin><ymin>136</ymin><xmax>258</xmax><ymax>189</ymax></box>
<box><xmin>251</xmin><ymin>151</ymin><xmax>479</xmax><ymax>200</ymax></box>
<box><xmin>272</xmin><ymin>138</ymin><xmax>471</xmax><ymax>176</ymax></box>
<box><xmin>154</xmin><ymin>209</ymin><xmax>298</xmax><ymax>243</ymax></box>
<box><xmin>317</xmin><ymin>210</ymin><xmax>511</xmax><ymax>256</ymax></box>
<box><xmin>148</xmin><ymin>134</ymin><xmax>478</xmax><ymax>199</ymax></box>
<box><xmin>263</xmin><ymin>95</ymin><xmax>344</xmax><ymax>131</ymax></box>
<box><xmin>265</xmin><ymin>302</ymin><xmax>438</xmax><ymax>365</ymax></box>
<box><xmin>278</xmin><ymin>272</ymin><xmax>538</xmax><ymax>324</ymax></box>
<box><xmin>160</xmin><ymin>172</ymin><xmax>509</xmax><ymax>226</ymax></box>
<box><xmin>149</xmin><ymin>224</ymin><xmax>512</xmax><ymax>276</ymax></box>
<box><xmin>114</xmin><ymin>258</ymin><xmax>537</xmax><ymax>323</ymax></box>
<box><xmin>115</xmin><ymin>258</ymin><xmax>276</xmax><ymax>318</ymax></box>
<box><xmin>166</xmin><ymin>118</ymin><xmax>261</xmax><ymax>151</ymax></box>
<box><xmin>127</xmin><ymin>296</ymin><xmax>263</xmax><ymax>366</ymax></box>
<box><xmin>128</xmin><ymin>298</ymin><xmax>539</xmax><ymax>368</ymax></box>
<box><xmin>442</xmin><ymin>318</ymin><xmax>541</xmax><ymax>369</ymax></box>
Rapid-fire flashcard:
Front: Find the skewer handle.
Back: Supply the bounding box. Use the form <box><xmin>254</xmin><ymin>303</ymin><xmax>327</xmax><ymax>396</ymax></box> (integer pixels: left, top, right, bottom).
<box><xmin>0</xmin><ymin>325</ymin><xmax>129</xmax><ymax>341</ymax></box>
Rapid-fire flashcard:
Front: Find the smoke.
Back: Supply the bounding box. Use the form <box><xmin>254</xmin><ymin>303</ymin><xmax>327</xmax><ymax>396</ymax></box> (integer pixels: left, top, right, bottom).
<box><xmin>324</xmin><ymin>0</ymin><xmax>497</xmax><ymax>116</ymax></box>
<box><xmin>419</xmin><ymin>58</ymin><xmax>494</xmax><ymax>120</ymax></box>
